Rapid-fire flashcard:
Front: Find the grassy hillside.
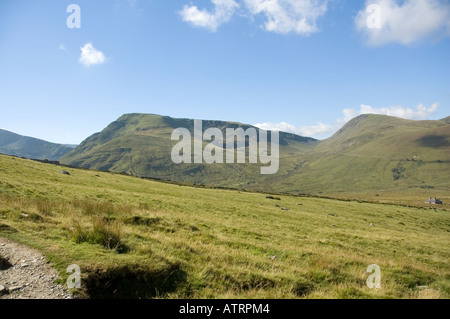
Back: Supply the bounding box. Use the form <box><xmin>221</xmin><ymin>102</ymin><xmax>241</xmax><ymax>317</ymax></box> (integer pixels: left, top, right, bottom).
<box><xmin>1</xmin><ymin>154</ymin><xmax>449</xmax><ymax>299</ymax></box>
<box><xmin>60</xmin><ymin>113</ymin><xmax>450</xmax><ymax>202</ymax></box>
<box><xmin>60</xmin><ymin>113</ymin><xmax>318</xmax><ymax>189</ymax></box>
<box><xmin>279</xmin><ymin>114</ymin><xmax>450</xmax><ymax>202</ymax></box>
<box><xmin>0</xmin><ymin>129</ymin><xmax>74</xmax><ymax>161</ymax></box>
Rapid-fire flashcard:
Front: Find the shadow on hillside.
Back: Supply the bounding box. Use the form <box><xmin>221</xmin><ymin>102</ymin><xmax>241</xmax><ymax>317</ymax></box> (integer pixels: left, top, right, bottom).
<box><xmin>82</xmin><ymin>263</ymin><xmax>186</xmax><ymax>299</ymax></box>
<box><xmin>416</xmin><ymin>135</ymin><xmax>450</xmax><ymax>148</ymax></box>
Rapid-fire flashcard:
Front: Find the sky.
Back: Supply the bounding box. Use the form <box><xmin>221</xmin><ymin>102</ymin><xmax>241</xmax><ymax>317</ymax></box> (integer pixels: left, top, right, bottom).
<box><xmin>0</xmin><ymin>0</ymin><xmax>449</xmax><ymax>144</ymax></box>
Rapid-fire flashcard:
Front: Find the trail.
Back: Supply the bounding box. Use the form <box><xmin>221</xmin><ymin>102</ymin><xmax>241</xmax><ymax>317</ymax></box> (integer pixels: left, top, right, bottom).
<box><xmin>0</xmin><ymin>237</ymin><xmax>72</xmax><ymax>299</ymax></box>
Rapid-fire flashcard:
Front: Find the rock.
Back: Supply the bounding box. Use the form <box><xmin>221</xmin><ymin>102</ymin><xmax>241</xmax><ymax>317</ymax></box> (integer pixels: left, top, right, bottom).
<box><xmin>266</xmin><ymin>196</ymin><xmax>281</xmax><ymax>200</ymax></box>
<box><xmin>0</xmin><ymin>256</ymin><xmax>12</xmax><ymax>270</ymax></box>
<box><xmin>331</xmin><ymin>225</ymin><xmax>337</xmax><ymax>227</ymax></box>
<box><xmin>8</xmin><ymin>285</ymin><xmax>22</xmax><ymax>292</ymax></box>
<box><xmin>281</xmin><ymin>207</ymin><xmax>290</xmax><ymax>211</ymax></box>
<box><xmin>370</xmin><ymin>223</ymin><xmax>375</xmax><ymax>227</ymax></box>
<box><xmin>60</xmin><ymin>170</ymin><xmax>70</xmax><ymax>175</ymax></box>
<box><xmin>21</xmin><ymin>263</ymin><xmax>30</xmax><ymax>268</ymax></box>
<box><xmin>270</xmin><ymin>256</ymin><xmax>278</xmax><ymax>261</ymax></box>
<box><xmin>0</xmin><ymin>285</ymin><xmax>7</xmax><ymax>296</ymax></box>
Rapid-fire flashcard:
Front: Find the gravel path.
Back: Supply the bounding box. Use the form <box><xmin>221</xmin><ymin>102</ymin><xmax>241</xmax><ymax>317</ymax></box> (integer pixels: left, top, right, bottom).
<box><xmin>0</xmin><ymin>237</ymin><xmax>72</xmax><ymax>299</ymax></box>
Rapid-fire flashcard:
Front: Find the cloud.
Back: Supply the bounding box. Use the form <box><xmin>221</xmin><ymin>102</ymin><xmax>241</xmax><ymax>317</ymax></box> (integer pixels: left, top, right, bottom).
<box><xmin>254</xmin><ymin>103</ymin><xmax>440</xmax><ymax>138</ymax></box>
<box><xmin>179</xmin><ymin>0</ymin><xmax>239</xmax><ymax>31</ymax></box>
<box><xmin>255</xmin><ymin>121</ymin><xmax>334</xmax><ymax>137</ymax></box>
<box><xmin>79</xmin><ymin>43</ymin><xmax>106</xmax><ymax>67</ymax></box>
<box><xmin>58</xmin><ymin>44</ymin><xmax>67</xmax><ymax>51</ymax></box>
<box><xmin>243</xmin><ymin>0</ymin><xmax>329</xmax><ymax>35</ymax></box>
<box><xmin>125</xmin><ymin>0</ymin><xmax>137</xmax><ymax>8</ymax></box>
<box><xmin>355</xmin><ymin>0</ymin><xmax>450</xmax><ymax>46</ymax></box>
<box><xmin>179</xmin><ymin>0</ymin><xmax>329</xmax><ymax>34</ymax></box>
<box><xmin>353</xmin><ymin>103</ymin><xmax>440</xmax><ymax>120</ymax></box>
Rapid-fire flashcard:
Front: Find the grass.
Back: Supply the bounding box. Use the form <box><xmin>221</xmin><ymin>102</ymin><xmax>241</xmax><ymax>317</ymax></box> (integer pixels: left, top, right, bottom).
<box><xmin>0</xmin><ymin>154</ymin><xmax>449</xmax><ymax>299</ymax></box>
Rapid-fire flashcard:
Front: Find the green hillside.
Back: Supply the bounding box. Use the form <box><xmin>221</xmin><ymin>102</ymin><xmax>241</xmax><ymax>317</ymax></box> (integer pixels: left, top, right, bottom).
<box><xmin>0</xmin><ymin>154</ymin><xmax>449</xmax><ymax>298</ymax></box>
<box><xmin>0</xmin><ymin>129</ymin><xmax>74</xmax><ymax>161</ymax></box>
<box><xmin>60</xmin><ymin>113</ymin><xmax>318</xmax><ymax>189</ymax></box>
<box><xmin>279</xmin><ymin>114</ymin><xmax>450</xmax><ymax>201</ymax></box>
<box><xmin>60</xmin><ymin>113</ymin><xmax>450</xmax><ymax>203</ymax></box>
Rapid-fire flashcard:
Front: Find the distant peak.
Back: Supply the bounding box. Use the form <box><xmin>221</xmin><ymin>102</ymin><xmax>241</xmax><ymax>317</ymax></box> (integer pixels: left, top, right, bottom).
<box><xmin>440</xmin><ymin>116</ymin><xmax>450</xmax><ymax>124</ymax></box>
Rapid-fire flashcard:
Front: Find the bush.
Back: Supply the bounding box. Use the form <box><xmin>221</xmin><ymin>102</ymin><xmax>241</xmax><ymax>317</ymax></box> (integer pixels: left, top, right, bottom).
<box><xmin>392</xmin><ymin>163</ymin><xmax>406</xmax><ymax>180</ymax></box>
<box><xmin>73</xmin><ymin>217</ymin><xmax>128</xmax><ymax>253</ymax></box>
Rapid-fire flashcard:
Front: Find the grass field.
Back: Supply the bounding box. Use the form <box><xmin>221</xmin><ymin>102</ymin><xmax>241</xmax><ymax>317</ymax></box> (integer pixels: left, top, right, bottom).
<box><xmin>0</xmin><ymin>154</ymin><xmax>449</xmax><ymax>299</ymax></box>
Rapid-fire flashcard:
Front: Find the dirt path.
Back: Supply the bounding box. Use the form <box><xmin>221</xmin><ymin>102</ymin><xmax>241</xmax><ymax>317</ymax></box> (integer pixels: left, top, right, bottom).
<box><xmin>0</xmin><ymin>237</ymin><xmax>72</xmax><ymax>299</ymax></box>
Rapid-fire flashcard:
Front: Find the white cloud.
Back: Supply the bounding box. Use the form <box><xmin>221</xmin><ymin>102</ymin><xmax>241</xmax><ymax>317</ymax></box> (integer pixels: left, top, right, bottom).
<box><xmin>126</xmin><ymin>0</ymin><xmax>137</xmax><ymax>8</ymax></box>
<box><xmin>355</xmin><ymin>0</ymin><xmax>450</xmax><ymax>46</ymax></box>
<box><xmin>355</xmin><ymin>103</ymin><xmax>440</xmax><ymax>120</ymax></box>
<box><xmin>255</xmin><ymin>121</ymin><xmax>334</xmax><ymax>137</ymax></box>
<box><xmin>79</xmin><ymin>43</ymin><xmax>106</xmax><ymax>67</ymax></box>
<box><xmin>243</xmin><ymin>0</ymin><xmax>329</xmax><ymax>34</ymax></box>
<box><xmin>179</xmin><ymin>0</ymin><xmax>329</xmax><ymax>34</ymax></box>
<box><xmin>179</xmin><ymin>0</ymin><xmax>239</xmax><ymax>32</ymax></box>
<box><xmin>254</xmin><ymin>103</ymin><xmax>440</xmax><ymax>138</ymax></box>
<box><xmin>58</xmin><ymin>44</ymin><xmax>66</xmax><ymax>51</ymax></box>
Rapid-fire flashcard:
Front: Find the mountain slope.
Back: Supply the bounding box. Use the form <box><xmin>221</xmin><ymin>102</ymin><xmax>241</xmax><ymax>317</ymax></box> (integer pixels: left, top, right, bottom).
<box><xmin>60</xmin><ymin>113</ymin><xmax>450</xmax><ymax>196</ymax></box>
<box><xmin>61</xmin><ymin>113</ymin><xmax>318</xmax><ymax>189</ymax></box>
<box><xmin>0</xmin><ymin>129</ymin><xmax>75</xmax><ymax>161</ymax></box>
<box><xmin>279</xmin><ymin>114</ymin><xmax>450</xmax><ymax>195</ymax></box>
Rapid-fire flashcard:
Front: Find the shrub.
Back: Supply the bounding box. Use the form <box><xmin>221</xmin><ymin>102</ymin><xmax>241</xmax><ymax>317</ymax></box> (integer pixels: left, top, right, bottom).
<box><xmin>73</xmin><ymin>217</ymin><xmax>128</xmax><ymax>253</ymax></box>
<box><xmin>392</xmin><ymin>163</ymin><xmax>406</xmax><ymax>180</ymax></box>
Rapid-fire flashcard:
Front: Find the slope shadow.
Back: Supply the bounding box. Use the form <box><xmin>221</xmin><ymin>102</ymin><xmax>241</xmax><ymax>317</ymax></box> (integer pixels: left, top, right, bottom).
<box><xmin>416</xmin><ymin>135</ymin><xmax>450</xmax><ymax>148</ymax></box>
<box><xmin>82</xmin><ymin>263</ymin><xmax>187</xmax><ymax>299</ymax></box>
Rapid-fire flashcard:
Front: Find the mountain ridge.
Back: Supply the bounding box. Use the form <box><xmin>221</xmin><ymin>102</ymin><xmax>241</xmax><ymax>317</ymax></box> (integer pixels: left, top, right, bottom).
<box><xmin>0</xmin><ymin>129</ymin><xmax>75</xmax><ymax>161</ymax></box>
<box><xmin>60</xmin><ymin>113</ymin><xmax>450</xmax><ymax>196</ymax></box>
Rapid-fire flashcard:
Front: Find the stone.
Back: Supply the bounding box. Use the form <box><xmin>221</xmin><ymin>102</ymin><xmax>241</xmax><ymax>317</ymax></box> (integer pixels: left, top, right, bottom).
<box><xmin>0</xmin><ymin>285</ymin><xmax>7</xmax><ymax>296</ymax></box>
<box><xmin>8</xmin><ymin>285</ymin><xmax>22</xmax><ymax>292</ymax></box>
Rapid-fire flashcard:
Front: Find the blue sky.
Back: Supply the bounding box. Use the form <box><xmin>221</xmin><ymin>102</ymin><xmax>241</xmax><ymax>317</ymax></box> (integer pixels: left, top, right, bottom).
<box><xmin>0</xmin><ymin>0</ymin><xmax>449</xmax><ymax>144</ymax></box>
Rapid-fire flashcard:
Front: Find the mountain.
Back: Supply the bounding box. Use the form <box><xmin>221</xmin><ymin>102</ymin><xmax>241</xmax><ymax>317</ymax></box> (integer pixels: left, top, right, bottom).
<box><xmin>0</xmin><ymin>129</ymin><xmax>75</xmax><ymax>161</ymax></box>
<box><xmin>60</xmin><ymin>113</ymin><xmax>318</xmax><ymax>189</ymax></box>
<box><xmin>60</xmin><ymin>113</ymin><xmax>450</xmax><ymax>196</ymax></box>
<box><xmin>441</xmin><ymin>116</ymin><xmax>450</xmax><ymax>124</ymax></box>
<box><xmin>279</xmin><ymin>114</ymin><xmax>450</xmax><ymax>195</ymax></box>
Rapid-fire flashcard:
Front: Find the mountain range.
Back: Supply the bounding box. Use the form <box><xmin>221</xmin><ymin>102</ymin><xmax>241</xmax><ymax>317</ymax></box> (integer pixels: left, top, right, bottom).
<box><xmin>58</xmin><ymin>113</ymin><xmax>450</xmax><ymax>198</ymax></box>
<box><xmin>0</xmin><ymin>129</ymin><xmax>75</xmax><ymax>161</ymax></box>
